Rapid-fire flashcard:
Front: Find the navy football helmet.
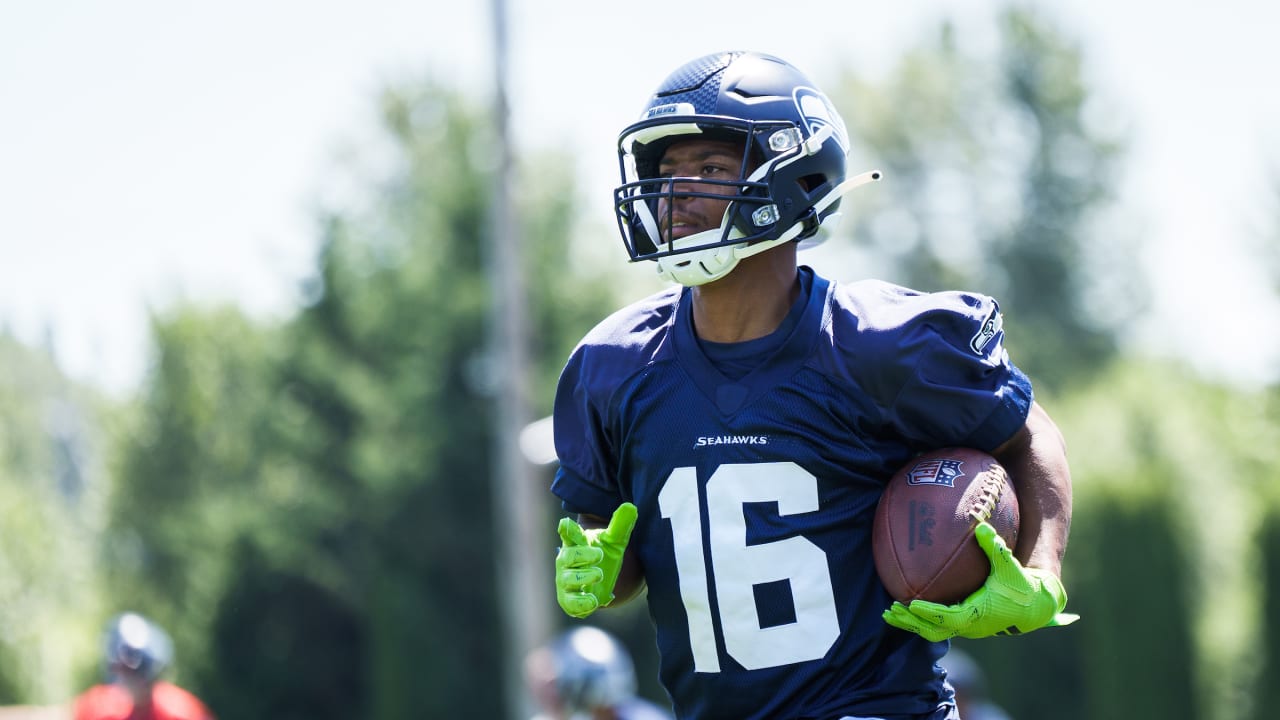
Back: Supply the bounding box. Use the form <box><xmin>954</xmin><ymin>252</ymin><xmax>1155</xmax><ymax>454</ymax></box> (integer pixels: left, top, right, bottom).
<box><xmin>103</xmin><ymin>612</ymin><xmax>172</xmax><ymax>684</ymax></box>
<box><xmin>614</xmin><ymin>50</ymin><xmax>880</xmax><ymax>285</ymax></box>
<box><xmin>546</xmin><ymin>626</ymin><xmax>637</xmax><ymax>713</ymax></box>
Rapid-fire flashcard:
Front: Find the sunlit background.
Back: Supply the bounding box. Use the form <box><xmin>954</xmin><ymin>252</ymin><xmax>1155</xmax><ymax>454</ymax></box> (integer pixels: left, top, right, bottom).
<box><xmin>2</xmin><ymin>1</ymin><xmax>1279</xmax><ymax>719</ymax></box>
<box><xmin>4</xmin><ymin>0</ymin><xmax>1279</xmax><ymax>394</ymax></box>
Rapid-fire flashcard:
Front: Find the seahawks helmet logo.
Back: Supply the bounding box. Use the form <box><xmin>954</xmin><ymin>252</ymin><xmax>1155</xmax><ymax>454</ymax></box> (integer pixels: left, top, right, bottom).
<box><xmin>793</xmin><ymin>87</ymin><xmax>849</xmax><ymax>153</ymax></box>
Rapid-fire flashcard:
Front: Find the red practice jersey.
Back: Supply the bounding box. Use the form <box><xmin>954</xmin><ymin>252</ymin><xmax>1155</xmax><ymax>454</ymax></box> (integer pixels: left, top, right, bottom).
<box><xmin>73</xmin><ymin>682</ymin><xmax>214</xmax><ymax>720</ymax></box>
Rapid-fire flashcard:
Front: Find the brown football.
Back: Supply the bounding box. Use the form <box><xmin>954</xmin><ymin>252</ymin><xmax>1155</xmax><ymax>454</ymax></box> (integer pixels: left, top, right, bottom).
<box><xmin>872</xmin><ymin>447</ymin><xmax>1019</xmax><ymax>605</ymax></box>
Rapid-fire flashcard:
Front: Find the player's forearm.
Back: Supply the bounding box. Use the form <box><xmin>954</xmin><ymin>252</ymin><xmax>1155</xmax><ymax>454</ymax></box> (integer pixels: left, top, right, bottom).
<box><xmin>993</xmin><ymin>402</ymin><xmax>1073</xmax><ymax>577</ymax></box>
<box><xmin>609</xmin><ymin>546</ymin><xmax>646</xmax><ymax>606</ymax></box>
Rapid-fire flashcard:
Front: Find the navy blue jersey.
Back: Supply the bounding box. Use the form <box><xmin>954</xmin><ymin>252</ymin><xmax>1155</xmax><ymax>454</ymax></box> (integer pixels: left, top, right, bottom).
<box><xmin>551</xmin><ymin>268</ymin><xmax>1032</xmax><ymax>720</ymax></box>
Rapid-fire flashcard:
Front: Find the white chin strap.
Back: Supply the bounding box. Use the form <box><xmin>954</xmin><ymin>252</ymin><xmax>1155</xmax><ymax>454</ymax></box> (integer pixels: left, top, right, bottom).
<box><xmin>655</xmin><ymin>169</ymin><xmax>883</xmax><ymax>286</ymax></box>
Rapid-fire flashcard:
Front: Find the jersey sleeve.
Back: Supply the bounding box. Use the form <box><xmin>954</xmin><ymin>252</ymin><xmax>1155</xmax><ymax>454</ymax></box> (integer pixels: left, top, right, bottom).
<box><xmin>73</xmin><ymin>685</ymin><xmax>132</xmax><ymax>720</ymax></box>
<box><xmin>888</xmin><ymin>292</ymin><xmax>1032</xmax><ymax>451</ymax></box>
<box><xmin>549</xmin><ymin>342</ymin><xmax>625</xmax><ymax>518</ymax></box>
<box><xmin>835</xmin><ymin>283</ymin><xmax>1031</xmax><ymax>452</ymax></box>
<box><xmin>549</xmin><ymin>289</ymin><xmax>679</xmax><ymax>519</ymax></box>
<box><xmin>153</xmin><ymin>681</ymin><xmax>216</xmax><ymax>720</ymax></box>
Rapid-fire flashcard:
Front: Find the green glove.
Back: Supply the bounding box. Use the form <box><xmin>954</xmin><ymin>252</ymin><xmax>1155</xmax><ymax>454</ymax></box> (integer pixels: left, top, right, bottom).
<box><xmin>883</xmin><ymin>521</ymin><xmax>1080</xmax><ymax>642</ymax></box>
<box><xmin>555</xmin><ymin>503</ymin><xmax>638</xmax><ymax>618</ymax></box>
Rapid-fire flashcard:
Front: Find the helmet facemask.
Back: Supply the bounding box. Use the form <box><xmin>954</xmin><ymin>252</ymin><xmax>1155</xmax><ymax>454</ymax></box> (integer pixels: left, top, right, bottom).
<box><xmin>616</xmin><ymin>117</ymin><xmax>831</xmax><ymax>285</ymax></box>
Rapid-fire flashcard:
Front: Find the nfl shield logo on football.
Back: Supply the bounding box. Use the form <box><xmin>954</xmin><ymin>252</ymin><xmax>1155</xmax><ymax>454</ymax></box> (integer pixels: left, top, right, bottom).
<box><xmin>905</xmin><ymin>459</ymin><xmax>965</xmax><ymax>487</ymax></box>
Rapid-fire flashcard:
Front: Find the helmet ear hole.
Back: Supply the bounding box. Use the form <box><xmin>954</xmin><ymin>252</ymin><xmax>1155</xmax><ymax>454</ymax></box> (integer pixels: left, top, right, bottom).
<box><xmin>798</xmin><ymin>174</ymin><xmax>825</xmax><ymax>193</ymax></box>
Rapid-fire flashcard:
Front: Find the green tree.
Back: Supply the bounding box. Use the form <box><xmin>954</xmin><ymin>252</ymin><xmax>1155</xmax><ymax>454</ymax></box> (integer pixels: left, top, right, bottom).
<box><xmin>1047</xmin><ymin>359</ymin><xmax>1279</xmax><ymax>720</ymax></box>
<box><xmin>0</xmin><ymin>333</ymin><xmax>114</xmax><ymax>703</ymax></box>
<box><xmin>239</xmin><ymin>82</ymin><xmax>615</xmax><ymax>716</ymax></box>
<box><xmin>1253</xmin><ymin>498</ymin><xmax>1280</xmax><ymax>720</ymax></box>
<box><xmin>833</xmin><ymin>7</ymin><xmax>1136</xmax><ymax>391</ymax></box>
<box><xmin>100</xmin><ymin>305</ymin><xmax>280</xmax><ymax>690</ymax></box>
<box><xmin>102</xmin><ymin>80</ymin><xmax>622</xmax><ymax>718</ymax></box>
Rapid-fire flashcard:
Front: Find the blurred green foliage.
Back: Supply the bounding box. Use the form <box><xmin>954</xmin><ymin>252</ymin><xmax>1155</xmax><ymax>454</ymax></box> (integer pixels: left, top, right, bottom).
<box><xmin>834</xmin><ymin>8</ymin><xmax>1138</xmax><ymax>393</ymax></box>
<box><xmin>0</xmin><ymin>334</ymin><xmax>114</xmax><ymax>703</ymax></box>
<box><xmin>92</xmin><ymin>81</ymin><xmax>621</xmax><ymax>719</ymax></box>
<box><xmin>1</xmin><ymin>6</ymin><xmax>1279</xmax><ymax>720</ymax></box>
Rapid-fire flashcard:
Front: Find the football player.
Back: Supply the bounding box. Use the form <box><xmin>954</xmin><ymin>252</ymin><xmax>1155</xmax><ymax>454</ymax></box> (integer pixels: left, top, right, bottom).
<box><xmin>551</xmin><ymin>51</ymin><xmax>1076</xmax><ymax>720</ymax></box>
<box><xmin>73</xmin><ymin>612</ymin><xmax>215</xmax><ymax>720</ymax></box>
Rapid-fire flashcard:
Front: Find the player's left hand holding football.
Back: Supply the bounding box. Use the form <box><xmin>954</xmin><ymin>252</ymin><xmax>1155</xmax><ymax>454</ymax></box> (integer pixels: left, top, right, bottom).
<box><xmin>883</xmin><ymin>521</ymin><xmax>1079</xmax><ymax>641</ymax></box>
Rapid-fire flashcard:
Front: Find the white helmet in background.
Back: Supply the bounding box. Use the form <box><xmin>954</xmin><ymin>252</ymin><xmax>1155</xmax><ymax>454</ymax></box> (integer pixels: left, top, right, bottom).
<box><xmin>545</xmin><ymin>626</ymin><xmax>637</xmax><ymax>713</ymax></box>
<box><xmin>104</xmin><ymin>612</ymin><xmax>173</xmax><ymax>684</ymax></box>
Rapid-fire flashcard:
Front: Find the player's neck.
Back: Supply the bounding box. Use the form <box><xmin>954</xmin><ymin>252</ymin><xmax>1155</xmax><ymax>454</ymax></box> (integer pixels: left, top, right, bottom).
<box><xmin>689</xmin><ymin>248</ymin><xmax>800</xmax><ymax>343</ymax></box>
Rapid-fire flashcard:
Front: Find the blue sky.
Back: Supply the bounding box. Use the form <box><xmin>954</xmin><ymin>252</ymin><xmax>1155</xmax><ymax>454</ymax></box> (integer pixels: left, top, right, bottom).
<box><xmin>2</xmin><ymin>0</ymin><xmax>1278</xmax><ymax>394</ymax></box>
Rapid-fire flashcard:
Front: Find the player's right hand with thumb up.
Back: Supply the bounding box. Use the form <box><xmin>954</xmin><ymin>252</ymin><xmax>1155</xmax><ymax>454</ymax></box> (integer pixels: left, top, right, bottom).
<box><xmin>555</xmin><ymin>502</ymin><xmax>638</xmax><ymax>618</ymax></box>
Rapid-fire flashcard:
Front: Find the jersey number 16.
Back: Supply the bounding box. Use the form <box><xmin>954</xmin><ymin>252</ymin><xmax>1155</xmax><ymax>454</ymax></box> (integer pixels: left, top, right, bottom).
<box><xmin>658</xmin><ymin>461</ymin><xmax>839</xmax><ymax>673</ymax></box>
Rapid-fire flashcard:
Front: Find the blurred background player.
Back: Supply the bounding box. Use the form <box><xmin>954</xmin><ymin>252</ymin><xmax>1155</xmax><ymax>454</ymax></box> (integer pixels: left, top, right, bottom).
<box><xmin>72</xmin><ymin>612</ymin><xmax>215</xmax><ymax>720</ymax></box>
<box><xmin>944</xmin><ymin>649</ymin><xmax>1012</xmax><ymax>720</ymax></box>
<box><xmin>525</xmin><ymin>626</ymin><xmax>672</xmax><ymax>720</ymax></box>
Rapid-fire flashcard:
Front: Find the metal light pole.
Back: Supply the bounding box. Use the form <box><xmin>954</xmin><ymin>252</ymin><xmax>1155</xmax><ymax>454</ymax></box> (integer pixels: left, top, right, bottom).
<box><xmin>487</xmin><ymin>1</ymin><xmax>550</xmax><ymax>718</ymax></box>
